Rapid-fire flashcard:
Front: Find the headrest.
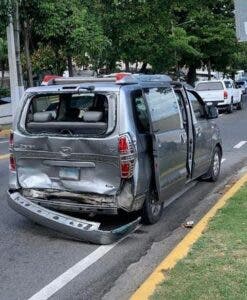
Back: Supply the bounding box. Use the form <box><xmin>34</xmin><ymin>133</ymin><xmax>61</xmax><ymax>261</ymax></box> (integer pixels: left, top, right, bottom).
<box><xmin>83</xmin><ymin>111</ymin><xmax>103</xmax><ymax>122</ymax></box>
<box><xmin>33</xmin><ymin>111</ymin><xmax>53</xmax><ymax>122</ymax></box>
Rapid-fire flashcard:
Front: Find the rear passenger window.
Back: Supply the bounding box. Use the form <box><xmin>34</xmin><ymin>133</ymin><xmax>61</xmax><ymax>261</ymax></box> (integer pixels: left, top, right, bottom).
<box><xmin>132</xmin><ymin>90</ymin><xmax>149</xmax><ymax>133</ymax></box>
<box><xmin>144</xmin><ymin>87</ymin><xmax>181</xmax><ymax>132</ymax></box>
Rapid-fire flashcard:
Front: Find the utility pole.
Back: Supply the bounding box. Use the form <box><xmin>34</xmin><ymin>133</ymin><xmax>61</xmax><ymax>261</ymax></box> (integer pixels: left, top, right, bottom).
<box><xmin>6</xmin><ymin>0</ymin><xmax>24</xmax><ymax>120</ymax></box>
<box><xmin>13</xmin><ymin>1</ymin><xmax>24</xmax><ymax>95</ymax></box>
<box><xmin>234</xmin><ymin>0</ymin><xmax>247</xmax><ymax>42</ymax></box>
<box><xmin>7</xmin><ymin>16</ymin><xmax>19</xmax><ymax>120</ymax></box>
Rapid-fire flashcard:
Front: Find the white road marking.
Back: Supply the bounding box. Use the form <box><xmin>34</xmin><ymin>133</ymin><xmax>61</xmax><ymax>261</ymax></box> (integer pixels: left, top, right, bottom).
<box><xmin>0</xmin><ymin>140</ymin><xmax>8</xmax><ymax>144</ymax></box>
<box><xmin>28</xmin><ymin>225</ymin><xmax>142</xmax><ymax>300</ymax></box>
<box><xmin>28</xmin><ymin>245</ymin><xmax>115</xmax><ymax>300</ymax></box>
<box><xmin>233</xmin><ymin>141</ymin><xmax>247</xmax><ymax>149</ymax></box>
<box><xmin>221</xmin><ymin>158</ymin><xmax>226</xmax><ymax>163</ymax></box>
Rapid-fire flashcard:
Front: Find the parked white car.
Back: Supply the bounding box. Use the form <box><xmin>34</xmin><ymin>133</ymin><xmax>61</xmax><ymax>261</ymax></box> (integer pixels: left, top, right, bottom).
<box><xmin>195</xmin><ymin>80</ymin><xmax>242</xmax><ymax>113</ymax></box>
<box><xmin>235</xmin><ymin>79</ymin><xmax>247</xmax><ymax>94</ymax></box>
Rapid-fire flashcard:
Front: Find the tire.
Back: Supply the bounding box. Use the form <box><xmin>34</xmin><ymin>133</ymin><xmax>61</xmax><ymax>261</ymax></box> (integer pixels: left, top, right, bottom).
<box><xmin>141</xmin><ymin>190</ymin><xmax>163</xmax><ymax>224</ymax></box>
<box><xmin>227</xmin><ymin>99</ymin><xmax>233</xmax><ymax>114</ymax></box>
<box><xmin>237</xmin><ymin>99</ymin><xmax>243</xmax><ymax>110</ymax></box>
<box><xmin>202</xmin><ymin>146</ymin><xmax>222</xmax><ymax>182</ymax></box>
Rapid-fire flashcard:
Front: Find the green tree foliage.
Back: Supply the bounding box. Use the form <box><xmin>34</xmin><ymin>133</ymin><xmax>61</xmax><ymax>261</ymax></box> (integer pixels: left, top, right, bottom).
<box><xmin>1</xmin><ymin>0</ymin><xmax>247</xmax><ymax>85</ymax></box>
<box><xmin>0</xmin><ymin>37</ymin><xmax>8</xmax><ymax>86</ymax></box>
<box><xmin>27</xmin><ymin>0</ymin><xmax>109</xmax><ymax>74</ymax></box>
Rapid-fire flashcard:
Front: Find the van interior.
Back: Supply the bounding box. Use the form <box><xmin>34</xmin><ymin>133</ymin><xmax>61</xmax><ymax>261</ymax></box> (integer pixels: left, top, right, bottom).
<box><xmin>25</xmin><ymin>93</ymin><xmax>111</xmax><ymax>135</ymax></box>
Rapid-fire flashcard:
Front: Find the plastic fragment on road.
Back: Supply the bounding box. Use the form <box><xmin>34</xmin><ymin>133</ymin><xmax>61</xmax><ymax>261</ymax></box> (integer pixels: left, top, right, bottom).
<box><xmin>183</xmin><ymin>220</ymin><xmax>194</xmax><ymax>228</ymax></box>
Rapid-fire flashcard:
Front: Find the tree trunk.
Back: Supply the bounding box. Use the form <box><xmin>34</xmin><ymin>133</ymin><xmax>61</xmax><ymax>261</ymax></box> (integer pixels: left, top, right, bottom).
<box><xmin>107</xmin><ymin>59</ymin><xmax>116</xmax><ymax>73</ymax></box>
<box><xmin>140</xmin><ymin>62</ymin><xmax>147</xmax><ymax>73</ymax></box>
<box><xmin>23</xmin><ymin>21</ymin><xmax>33</xmax><ymax>87</ymax></box>
<box><xmin>187</xmin><ymin>65</ymin><xmax>197</xmax><ymax>86</ymax></box>
<box><xmin>207</xmin><ymin>60</ymin><xmax>212</xmax><ymax>81</ymax></box>
<box><xmin>135</xmin><ymin>61</ymin><xmax>138</xmax><ymax>72</ymax></box>
<box><xmin>125</xmin><ymin>60</ymin><xmax>130</xmax><ymax>72</ymax></box>
<box><xmin>67</xmin><ymin>55</ymin><xmax>73</xmax><ymax>77</ymax></box>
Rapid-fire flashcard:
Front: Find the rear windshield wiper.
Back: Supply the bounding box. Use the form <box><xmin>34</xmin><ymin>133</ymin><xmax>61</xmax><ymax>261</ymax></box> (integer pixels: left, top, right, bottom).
<box><xmin>77</xmin><ymin>85</ymin><xmax>95</xmax><ymax>93</ymax></box>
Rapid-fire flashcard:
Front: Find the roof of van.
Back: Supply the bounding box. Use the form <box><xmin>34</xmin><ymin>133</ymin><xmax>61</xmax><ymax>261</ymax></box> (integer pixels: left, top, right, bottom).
<box><xmin>25</xmin><ymin>82</ymin><xmax>122</xmax><ymax>93</ymax></box>
<box><xmin>26</xmin><ymin>74</ymin><xmax>173</xmax><ymax>94</ymax></box>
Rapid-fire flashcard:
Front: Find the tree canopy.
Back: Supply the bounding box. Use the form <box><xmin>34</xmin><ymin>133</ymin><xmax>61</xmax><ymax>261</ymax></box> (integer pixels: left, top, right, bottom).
<box><xmin>0</xmin><ymin>0</ymin><xmax>247</xmax><ymax>86</ymax></box>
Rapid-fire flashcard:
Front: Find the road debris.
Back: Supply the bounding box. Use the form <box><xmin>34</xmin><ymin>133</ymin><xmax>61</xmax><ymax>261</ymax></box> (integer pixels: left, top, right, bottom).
<box><xmin>183</xmin><ymin>220</ymin><xmax>194</xmax><ymax>228</ymax></box>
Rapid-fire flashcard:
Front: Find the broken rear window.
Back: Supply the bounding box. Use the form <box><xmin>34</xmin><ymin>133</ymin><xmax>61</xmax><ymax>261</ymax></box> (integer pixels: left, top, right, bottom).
<box><xmin>24</xmin><ymin>92</ymin><xmax>116</xmax><ymax>136</ymax></box>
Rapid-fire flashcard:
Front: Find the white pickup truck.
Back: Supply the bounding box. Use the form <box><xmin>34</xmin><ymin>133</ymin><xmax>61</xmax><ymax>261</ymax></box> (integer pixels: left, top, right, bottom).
<box><xmin>195</xmin><ymin>80</ymin><xmax>242</xmax><ymax>113</ymax></box>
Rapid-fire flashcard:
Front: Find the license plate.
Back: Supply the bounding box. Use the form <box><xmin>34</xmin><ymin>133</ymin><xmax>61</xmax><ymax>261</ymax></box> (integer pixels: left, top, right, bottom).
<box><xmin>59</xmin><ymin>167</ymin><xmax>80</xmax><ymax>180</ymax></box>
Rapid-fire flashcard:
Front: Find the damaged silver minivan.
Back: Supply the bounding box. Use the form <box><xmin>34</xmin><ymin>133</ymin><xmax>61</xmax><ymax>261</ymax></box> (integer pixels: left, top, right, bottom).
<box><xmin>8</xmin><ymin>74</ymin><xmax>222</xmax><ymax>244</ymax></box>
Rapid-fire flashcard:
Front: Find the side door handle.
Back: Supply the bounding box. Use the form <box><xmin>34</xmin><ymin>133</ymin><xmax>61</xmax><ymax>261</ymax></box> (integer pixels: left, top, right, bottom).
<box><xmin>181</xmin><ymin>132</ymin><xmax>187</xmax><ymax>144</ymax></box>
<box><xmin>195</xmin><ymin>127</ymin><xmax>202</xmax><ymax>137</ymax></box>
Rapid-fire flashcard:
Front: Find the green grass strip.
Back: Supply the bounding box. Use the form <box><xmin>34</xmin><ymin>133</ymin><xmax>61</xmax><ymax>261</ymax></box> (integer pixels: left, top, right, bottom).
<box><xmin>152</xmin><ymin>185</ymin><xmax>247</xmax><ymax>300</ymax></box>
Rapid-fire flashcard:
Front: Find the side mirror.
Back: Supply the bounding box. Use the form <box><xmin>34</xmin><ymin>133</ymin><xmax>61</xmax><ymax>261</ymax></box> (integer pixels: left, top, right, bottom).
<box><xmin>205</xmin><ymin>103</ymin><xmax>219</xmax><ymax>119</ymax></box>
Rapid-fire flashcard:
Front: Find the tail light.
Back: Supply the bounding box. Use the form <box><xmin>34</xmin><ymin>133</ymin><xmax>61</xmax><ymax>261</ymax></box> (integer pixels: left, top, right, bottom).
<box><xmin>9</xmin><ymin>154</ymin><xmax>16</xmax><ymax>171</ymax></box>
<box><xmin>224</xmin><ymin>90</ymin><xmax>228</xmax><ymax>99</ymax></box>
<box><xmin>118</xmin><ymin>134</ymin><xmax>136</xmax><ymax>179</ymax></box>
<box><xmin>9</xmin><ymin>131</ymin><xmax>16</xmax><ymax>171</ymax></box>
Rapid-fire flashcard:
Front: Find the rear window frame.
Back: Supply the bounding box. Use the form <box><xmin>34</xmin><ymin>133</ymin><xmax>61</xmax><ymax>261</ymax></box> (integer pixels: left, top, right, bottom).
<box><xmin>18</xmin><ymin>90</ymin><xmax>118</xmax><ymax>138</ymax></box>
<box><xmin>196</xmin><ymin>82</ymin><xmax>224</xmax><ymax>91</ymax></box>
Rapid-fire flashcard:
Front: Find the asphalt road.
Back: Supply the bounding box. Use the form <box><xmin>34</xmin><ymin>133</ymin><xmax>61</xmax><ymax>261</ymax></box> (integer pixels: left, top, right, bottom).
<box><xmin>0</xmin><ymin>102</ymin><xmax>247</xmax><ymax>300</ymax></box>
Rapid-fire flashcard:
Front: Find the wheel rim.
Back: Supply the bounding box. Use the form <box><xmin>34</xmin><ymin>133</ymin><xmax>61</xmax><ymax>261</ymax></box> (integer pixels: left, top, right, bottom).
<box><xmin>150</xmin><ymin>196</ymin><xmax>162</xmax><ymax>217</ymax></box>
<box><xmin>213</xmin><ymin>152</ymin><xmax>220</xmax><ymax>176</ymax></box>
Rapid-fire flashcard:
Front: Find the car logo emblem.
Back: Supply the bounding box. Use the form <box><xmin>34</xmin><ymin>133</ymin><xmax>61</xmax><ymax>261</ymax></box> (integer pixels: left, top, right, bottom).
<box><xmin>59</xmin><ymin>147</ymin><xmax>72</xmax><ymax>157</ymax></box>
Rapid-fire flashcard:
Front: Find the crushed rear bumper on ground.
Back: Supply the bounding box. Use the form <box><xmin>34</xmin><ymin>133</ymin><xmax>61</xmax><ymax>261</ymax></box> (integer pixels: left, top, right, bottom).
<box><xmin>7</xmin><ymin>191</ymin><xmax>140</xmax><ymax>245</ymax></box>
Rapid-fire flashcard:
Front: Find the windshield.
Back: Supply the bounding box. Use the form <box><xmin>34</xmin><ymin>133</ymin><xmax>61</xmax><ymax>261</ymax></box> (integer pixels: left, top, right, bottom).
<box><xmin>236</xmin><ymin>81</ymin><xmax>245</xmax><ymax>86</ymax></box>
<box><xmin>196</xmin><ymin>82</ymin><xmax>223</xmax><ymax>91</ymax></box>
<box><xmin>23</xmin><ymin>91</ymin><xmax>117</xmax><ymax>136</ymax></box>
<box><xmin>224</xmin><ymin>81</ymin><xmax>233</xmax><ymax>89</ymax></box>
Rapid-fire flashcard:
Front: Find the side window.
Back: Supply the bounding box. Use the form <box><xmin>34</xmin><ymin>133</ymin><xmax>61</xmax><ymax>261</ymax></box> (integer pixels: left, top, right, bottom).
<box><xmin>174</xmin><ymin>90</ymin><xmax>187</xmax><ymax>126</ymax></box>
<box><xmin>224</xmin><ymin>81</ymin><xmax>232</xmax><ymax>89</ymax></box>
<box><xmin>144</xmin><ymin>87</ymin><xmax>181</xmax><ymax>132</ymax></box>
<box><xmin>132</xmin><ymin>90</ymin><xmax>150</xmax><ymax>133</ymax></box>
<box><xmin>187</xmin><ymin>91</ymin><xmax>204</xmax><ymax>121</ymax></box>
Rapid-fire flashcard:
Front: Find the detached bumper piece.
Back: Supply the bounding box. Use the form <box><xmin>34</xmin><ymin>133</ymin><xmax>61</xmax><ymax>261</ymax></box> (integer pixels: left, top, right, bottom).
<box><xmin>8</xmin><ymin>192</ymin><xmax>140</xmax><ymax>245</ymax></box>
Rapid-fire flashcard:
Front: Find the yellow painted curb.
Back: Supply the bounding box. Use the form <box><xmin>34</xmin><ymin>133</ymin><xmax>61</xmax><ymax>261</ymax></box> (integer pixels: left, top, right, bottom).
<box><xmin>0</xmin><ymin>154</ymin><xmax>10</xmax><ymax>160</ymax></box>
<box><xmin>130</xmin><ymin>173</ymin><xmax>247</xmax><ymax>300</ymax></box>
<box><xmin>0</xmin><ymin>129</ymin><xmax>11</xmax><ymax>138</ymax></box>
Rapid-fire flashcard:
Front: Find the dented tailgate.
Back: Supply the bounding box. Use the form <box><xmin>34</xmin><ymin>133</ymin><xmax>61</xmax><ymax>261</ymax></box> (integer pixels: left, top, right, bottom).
<box><xmin>14</xmin><ymin>134</ymin><xmax>121</xmax><ymax>195</ymax></box>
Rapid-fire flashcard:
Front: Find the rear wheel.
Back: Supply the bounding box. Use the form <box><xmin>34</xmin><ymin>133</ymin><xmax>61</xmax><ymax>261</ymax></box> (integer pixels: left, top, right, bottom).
<box><xmin>201</xmin><ymin>146</ymin><xmax>222</xmax><ymax>182</ymax></box>
<box><xmin>141</xmin><ymin>190</ymin><xmax>163</xmax><ymax>224</ymax></box>
<box><xmin>227</xmin><ymin>99</ymin><xmax>233</xmax><ymax>114</ymax></box>
<box><xmin>237</xmin><ymin>99</ymin><xmax>243</xmax><ymax>110</ymax></box>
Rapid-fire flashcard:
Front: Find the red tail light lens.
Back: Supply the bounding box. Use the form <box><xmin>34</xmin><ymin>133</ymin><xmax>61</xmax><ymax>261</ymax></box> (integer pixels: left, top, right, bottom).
<box><xmin>118</xmin><ymin>134</ymin><xmax>136</xmax><ymax>179</ymax></box>
<box><xmin>9</xmin><ymin>154</ymin><xmax>16</xmax><ymax>171</ymax></box>
<box><xmin>224</xmin><ymin>90</ymin><xmax>228</xmax><ymax>99</ymax></box>
<box><xmin>121</xmin><ymin>163</ymin><xmax>130</xmax><ymax>177</ymax></box>
<box><xmin>118</xmin><ymin>135</ymin><xmax>129</xmax><ymax>154</ymax></box>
